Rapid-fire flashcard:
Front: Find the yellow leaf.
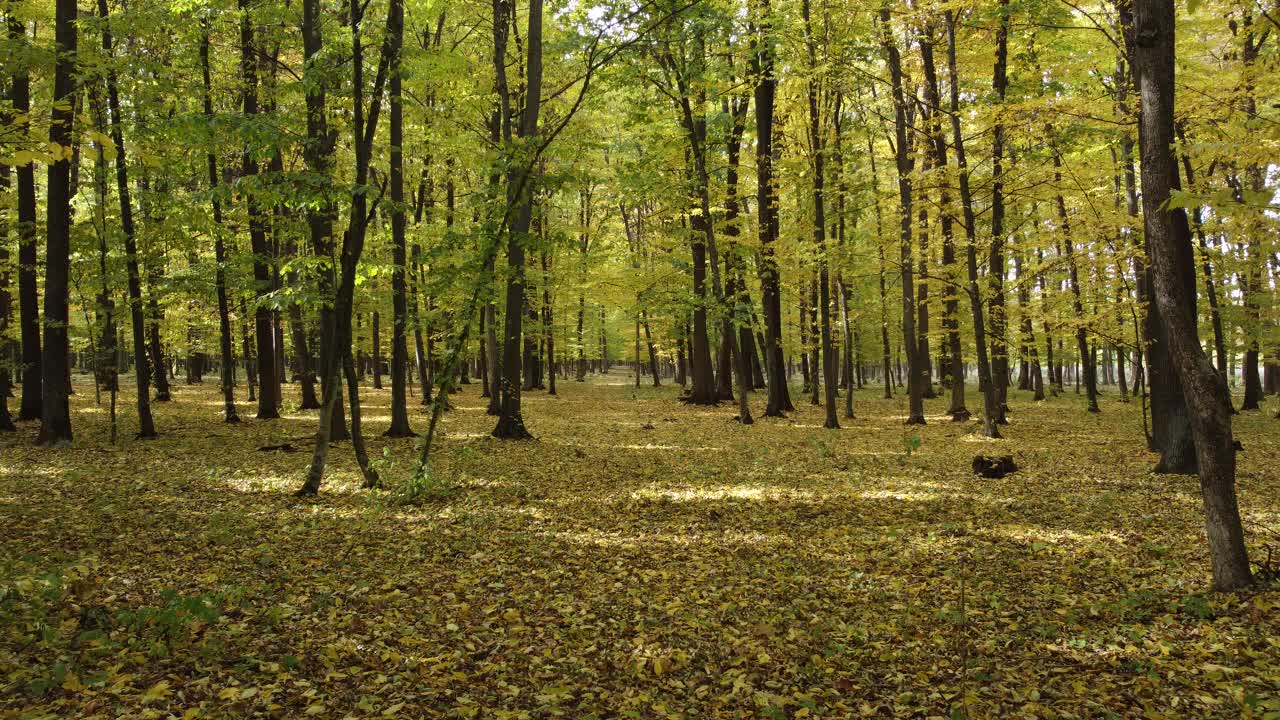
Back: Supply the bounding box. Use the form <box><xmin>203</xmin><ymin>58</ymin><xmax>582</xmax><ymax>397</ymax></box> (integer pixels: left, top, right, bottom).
<box><xmin>653</xmin><ymin>656</ymin><xmax>668</xmax><ymax>676</ymax></box>
<box><xmin>383</xmin><ymin>702</ymin><xmax>405</xmax><ymax>716</ymax></box>
<box><xmin>140</xmin><ymin>680</ymin><xmax>172</xmax><ymax>704</ymax></box>
<box><xmin>62</xmin><ymin>672</ymin><xmax>85</xmax><ymax>693</ymax></box>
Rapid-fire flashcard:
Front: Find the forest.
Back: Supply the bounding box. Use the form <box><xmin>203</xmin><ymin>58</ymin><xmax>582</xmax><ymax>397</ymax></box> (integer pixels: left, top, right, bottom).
<box><xmin>1</xmin><ymin>0</ymin><xmax>1278</xmax><ymax>715</ymax></box>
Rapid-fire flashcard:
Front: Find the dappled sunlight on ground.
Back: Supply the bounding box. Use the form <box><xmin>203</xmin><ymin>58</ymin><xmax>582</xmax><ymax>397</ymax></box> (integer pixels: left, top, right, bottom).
<box><xmin>1</xmin><ymin>370</ymin><xmax>1278</xmax><ymax>718</ymax></box>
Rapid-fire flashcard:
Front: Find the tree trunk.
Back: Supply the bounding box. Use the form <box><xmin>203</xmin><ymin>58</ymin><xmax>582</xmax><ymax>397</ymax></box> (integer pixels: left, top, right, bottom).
<box><xmin>239</xmin><ymin>0</ymin><xmax>278</xmax><ymax>420</ymax></box>
<box><xmin>9</xmin><ymin>13</ymin><xmax>41</xmax><ymax>422</ymax></box>
<box><xmin>37</xmin><ymin>0</ymin><xmax>77</xmax><ymax>446</ymax></box>
<box><xmin>944</xmin><ymin>11</ymin><xmax>997</xmax><ymax>435</ymax></box>
<box><xmin>881</xmin><ymin>8</ymin><xmax>924</xmax><ymax>425</ymax></box>
<box><xmin>752</xmin><ymin>0</ymin><xmax>792</xmax><ymax>416</ymax></box>
<box><xmin>987</xmin><ymin>0</ymin><xmax>1011</xmax><ymax>425</ymax></box>
<box><xmin>1134</xmin><ymin>0</ymin><xmax>1251</xmax><ymax>590</ymax></box>
<box><xmin>492</xmin><ymin>0</ymin><xmax>542</xmax><ymax>439</ymax></box>
<box><xmin>100</xmin><ymin>0</ymin><xmax>156</xmax><ymax>436</ymax></box>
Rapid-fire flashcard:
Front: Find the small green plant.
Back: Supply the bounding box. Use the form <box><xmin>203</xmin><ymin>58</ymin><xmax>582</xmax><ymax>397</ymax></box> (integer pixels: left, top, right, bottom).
<box><xmin>369</xmin><ymin>446</ymin><xmax>397</xmax><ymax>478</ymax></box>
<box><xmin>394</xmin><ymin>468</ymin><xmax>457</xmax><ymax>506</ymax></box>
<box><xmin>807</xmin><ymin>435</ymin><xmax>833</xmax><ymax>458</ymax></box>
<box><xmin>902</xmin><ymin>434</ymin><xmax>922</xmax><ymax>457</ymax></box>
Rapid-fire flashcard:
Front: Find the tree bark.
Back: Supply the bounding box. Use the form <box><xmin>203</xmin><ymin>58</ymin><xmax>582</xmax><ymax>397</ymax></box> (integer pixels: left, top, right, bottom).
<box><xmin>37</xmin><ymin>0</ymin><xmax>77</xmax><ymax>446</ymax></box>
<box><xmin>880</xmin><ymin>6</ymin><xmax>925</xmax><ymax>425</ymax></box>
<box><xmin>239</xmin><ymin>0</ymin><xmax>278</xmax><ymax>420</ymax></box>
<box><xmin>752</xmin><ymin>0</ymin><xmax>792</xmax><ymax>416</ymax></box>
<box><xmin>1133</xmin><ymin>0</ymin><xmax>1251</xmax><ymax>590</ymax></box>
<box><xmin>100</xmin><ymin>0</ymin><xmax>156</xmax><ymax>437</ymax></box>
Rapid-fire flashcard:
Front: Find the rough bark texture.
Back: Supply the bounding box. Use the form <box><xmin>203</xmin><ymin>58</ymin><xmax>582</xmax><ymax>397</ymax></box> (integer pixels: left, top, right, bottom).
<box><xmin>1133</xmin><ymin>0</ymin><xmax>1251</xmax><ymax>591</ymax></box>
<box><xmin>37</xmin><ymin>0</ymin><xmax>77</xmax><ymax>446</ymax></box>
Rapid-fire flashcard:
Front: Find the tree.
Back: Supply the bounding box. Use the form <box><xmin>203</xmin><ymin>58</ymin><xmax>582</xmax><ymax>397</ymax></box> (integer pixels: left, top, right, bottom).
<box><xmin>1133</xmin><ymin>0</ymin><xmax>1251</xmax><ymax>590</ymax></box>
<box><xmin>37</xmin><ymin>0</ymin><xmax>77</xmax><ymax>446</ymax></box>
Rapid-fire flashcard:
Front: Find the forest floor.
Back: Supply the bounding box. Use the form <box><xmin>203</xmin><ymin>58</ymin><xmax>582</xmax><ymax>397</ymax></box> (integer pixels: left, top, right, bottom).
<box><xmin>2</xmin><ymin>371</ymin><xmax>1279</xmax><ymax>720</ymax></box>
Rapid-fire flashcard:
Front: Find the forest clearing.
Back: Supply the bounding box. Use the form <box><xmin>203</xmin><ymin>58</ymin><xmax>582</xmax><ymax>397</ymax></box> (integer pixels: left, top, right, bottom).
<box><xmin>2</xmin><ymin>372</ymin><xmax>1279</xmax><ymax>718</ymax></box>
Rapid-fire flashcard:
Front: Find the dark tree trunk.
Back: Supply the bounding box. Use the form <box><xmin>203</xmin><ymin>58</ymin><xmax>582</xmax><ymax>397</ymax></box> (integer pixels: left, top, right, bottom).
<box><xmin>945</xmin><ymin>11</ymin><xmax>997</xmax><ymax>435</ymax></box>
<box><xmin>987</xmin><ymin>0</ymin><xmax>1011</xmax><ymax>425</ymax></box>
<box><xmin>802</xmin><ymin>0</ymin><xmax>837</xmax><ymax>427</ymax></box>
<box><xmin>492</xmin><ymin>0</ymin><xmax>542</xmax><ymax>439</ymax></box>
<box><xmin>9</xmin><ymin>13</ymin><xmax>41</xmax><ymax>422</ymax></box>
<box><xmin>100</xmin><ymin>0</ymin><xmax>155</xmax><ymax>437</ymax></box>
<box><xmin>1175</xmin><ymin>128</ymin><xmax>1229</xmax><ymax>386</ymax></box>
<box><xmin>752</xmin><ymin>0</ymin><xmax>792</xmax><ymax>416</ymax></box>
<box><xmin>37</xmin><ymin>0</ymin><xmax>77</xmax><ymax>446</ymax></box>
<box><xmin>881</xmin><ymin>8</ymin><xmax>924</xmax><ymax>425</ymax></box>
<box><xmin>921</xmin><ymin>27</ymin><xmax>968</xmax><ymax>418</ymax></box>
<box><xmin>1133</xmin><ymin>0</ymin><xmax>1251</xmax><ymax>590</ymax></box>
<box><xmin>0</xmin><ymin>164</ymin><xmax>14</xmax><ymax>430</ymax></box>
<box><xmin>1052</xmin><ymin>145</ymin><xmax>1099</xmax><ymax>413</ymax></box>
<box><xmin>202</xmin><ymin>21</ymin><xmax>240</xmax><ymax>423</ymax></box>
<box><xmin>239</xmin><ymin>0</ymin><xmax>278</xmax><ymax>420</ymax></box>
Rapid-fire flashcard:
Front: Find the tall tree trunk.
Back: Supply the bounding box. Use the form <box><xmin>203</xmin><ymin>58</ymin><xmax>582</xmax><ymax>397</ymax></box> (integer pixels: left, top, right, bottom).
<box><xmin>880</xmin><ymin>6</ymin><xmax>925</xmax><ymax>425</ymax></box>
<box><xmin>9</xmin><ymin>12</ymin><xmax>41</xmax><ymax>421</ymax></box>
<box><xmin>239</xmin><ymin>0</ymin><xmax>278</xmax><ymax>420</ymax></box>
<box><xmin>1174</xmin><ymin>126</ymin><xmax>1229</xmax><ymax>386</ymax></box>
<box><xmin>1133</xmin><ymin>0</ymin><xmax>1251</xmax><ymax>591</ymax></box>
<box><xmin>1052</xmin><ymin>143</ymin><xmax>1099</xmax><ymax>412</ymax></box>
<box><xmin>0</xmin><ymin>163</ymin><xmax>14</xmax><ymax>430</ymax></box>
<box><xmin>920</xmin><ymin>25</ymin><xmax>968</xmax><ymax>418</ymax></box>
<box><xmin>945</xmin><ymin>10</ymin><xmax>998</xmax><ymax>436</ymax></box>
<box><xmin>202</xmin><ymin>21</ymin><xmax>240</xmax><ymax>423</ymax></box>
<box><xmin>37</xmin><ymin>0</ymin><xmax>77</xmax><ymax>446</ymax></box>
<box><xmin>752</xmin><ymin>0</ymin><xmax>792</xmax><ymax>416</ymax></box>
<box><xmin>302</xmin><ymin>0</ymin><xmax>394</xmax><ymax>493</ymax></box>
<box><xmin>987</xmin><ymin>0</ymin><xmax>1011</xmax><ymax>425</ymax></box>
<box><xmin>492</xmin><ymin>0</ymin><xmax>542</xmax><ymax>439</ymax></box>
<box><xmin>100</xmin><ymin>0</ymin><xmax>156</xmax><ymax>437</ymax></box>
<box><xmin>803</xmin><ymin>0</ymin><xmax>837</xmax><ymax>428</ymax></box>
<box><xmin>868</xmin><ymin>136</ymin><xmax>893</xmax><ymax>401</ymax></box>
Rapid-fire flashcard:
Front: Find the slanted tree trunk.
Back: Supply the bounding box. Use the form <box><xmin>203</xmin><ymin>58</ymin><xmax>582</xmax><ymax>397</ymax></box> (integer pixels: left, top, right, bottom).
<box><xmin>201</xmin><ymin>21</ymin><xmax>240</xmax><ymax>423</ymax></box>
<box><xmin>301</xmin><ymin>0</ymin><xmax>394</xmax><ymax>493</ymax></box>
<box><xmin>880</xmin><ymin>7</ymin><xmax>925</xmax><ymax>426</ymax></box>
<box><xmin>945</xmin><ymin>10</ymin><xmax>998</xmax><ymax>436</ymax></box>
<box><xmin>1133</xmin><ymin>0</ymin><xmax>1251</xmax><ymax>591</ymax></box>
<box><xmin>99</xmin><ymin>0</ymin><xmax>156</xmax><ymax>437</ymax></box>
<box><xmin>1174</xmin><ymin>127</ymin><xmax>1229</xmax><ymax>386</ymax></box>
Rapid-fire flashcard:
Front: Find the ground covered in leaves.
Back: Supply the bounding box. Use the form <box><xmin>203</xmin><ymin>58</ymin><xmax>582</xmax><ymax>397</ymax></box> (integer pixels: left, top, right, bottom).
<box><xmin>2</xmin><ymin>371</ymin><xmax>1279</xmax><ymax>719</ymax></box>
